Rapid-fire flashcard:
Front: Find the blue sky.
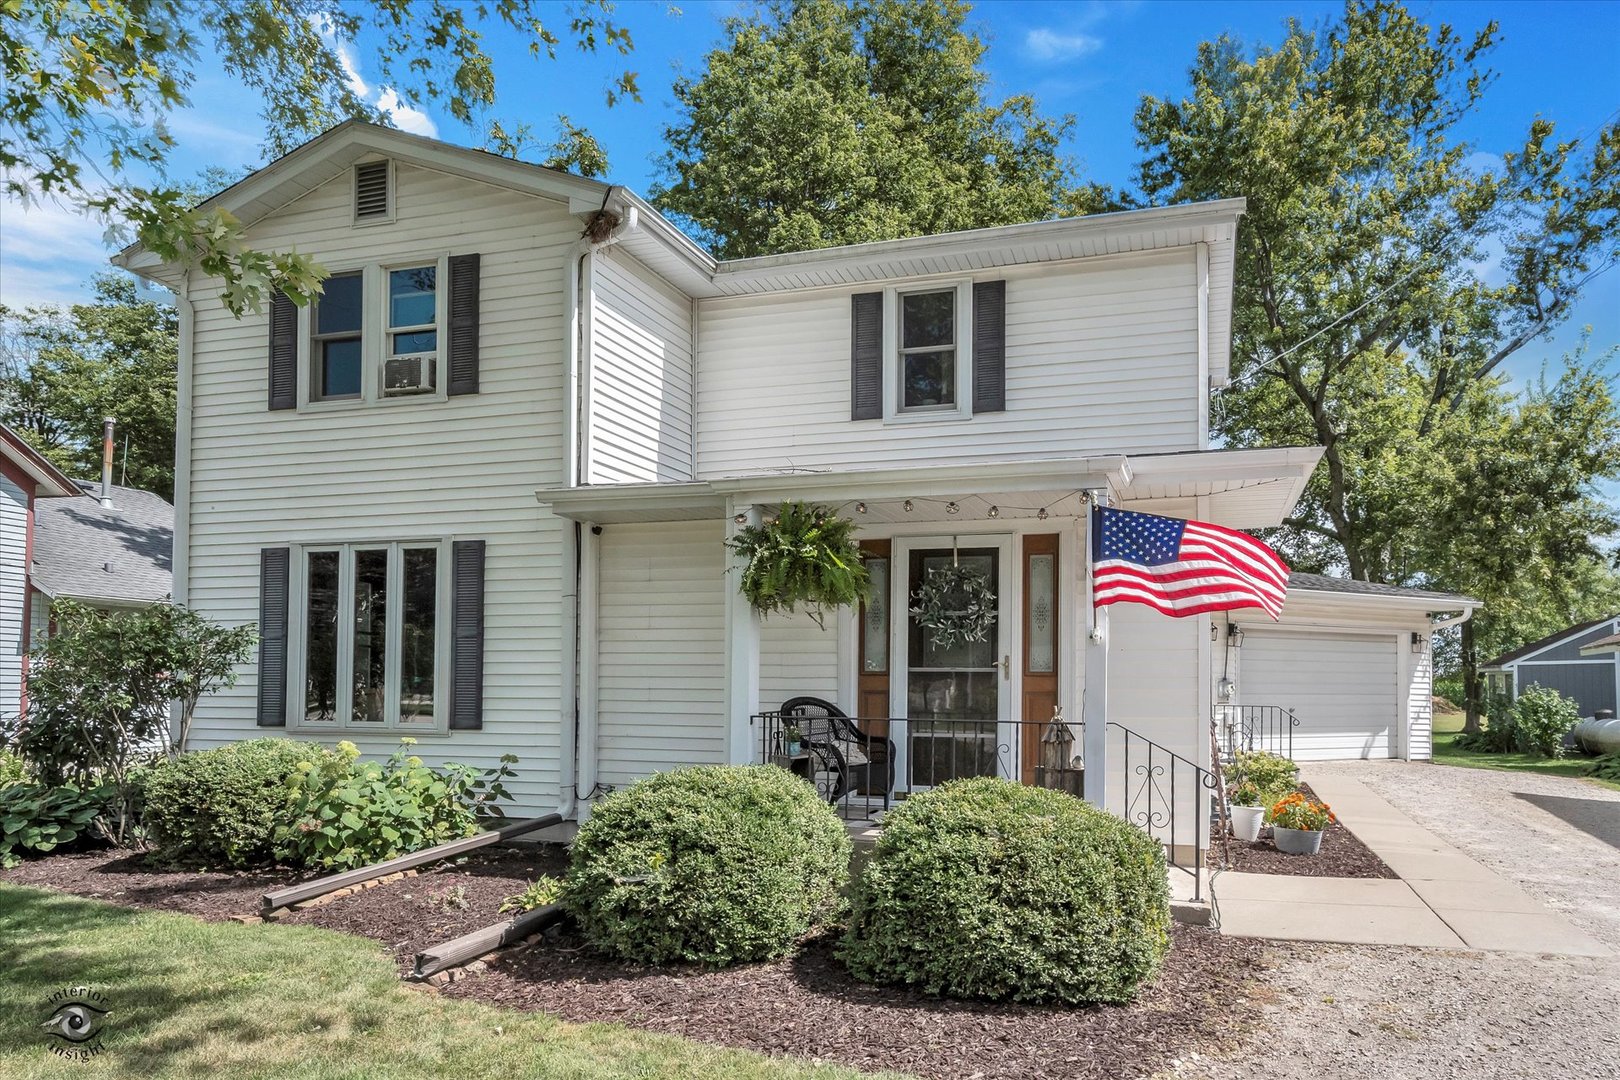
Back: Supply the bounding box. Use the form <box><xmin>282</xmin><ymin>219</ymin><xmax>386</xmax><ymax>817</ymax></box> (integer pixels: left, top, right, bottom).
<box><xmin>1</xmin><ymin>0</ymin><xmax>1615</xmax><ymax>391</ymax></box>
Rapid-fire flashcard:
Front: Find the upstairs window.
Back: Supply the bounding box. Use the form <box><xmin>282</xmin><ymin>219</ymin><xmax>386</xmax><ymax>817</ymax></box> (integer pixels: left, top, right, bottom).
<box><xmin>899</xmin><ymin>288</ymin><xmax>957</xmax><ymax>411</ymax></box>
<box><xmin>312</xmin><ymin>272</ymin><xmax>364</xmax><ymax>401</ymax></box>
<box><xmin>383</xmin><ymin>266</ymin><xmax>439</xmax><ymax>395</ymax></box>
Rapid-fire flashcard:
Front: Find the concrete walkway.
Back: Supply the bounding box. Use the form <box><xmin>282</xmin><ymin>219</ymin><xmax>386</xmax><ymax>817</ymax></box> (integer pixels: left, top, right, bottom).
<box><xmin>1215</xmin><ymin>768</ymin><xmax>1612</xmax><ymax>956</ymax></box>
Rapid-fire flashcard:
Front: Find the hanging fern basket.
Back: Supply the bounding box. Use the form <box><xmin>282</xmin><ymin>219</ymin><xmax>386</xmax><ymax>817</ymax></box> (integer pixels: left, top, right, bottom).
<box><xmin>725</xmin><ymin>502</ymin><xmax>870</xmax><ymax>628</ymax></box>
<box><xmin>910</xmin><ymin>561</ymin><xmax>997</xmax><ymax>649</ymax></box>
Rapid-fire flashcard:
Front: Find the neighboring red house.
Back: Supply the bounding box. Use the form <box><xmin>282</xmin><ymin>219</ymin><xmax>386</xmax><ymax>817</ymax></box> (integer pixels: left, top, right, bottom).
<box><xmin>1</xmin><ymin>424</ymin><xmax>79</xmax><ymax>724</ymax></box>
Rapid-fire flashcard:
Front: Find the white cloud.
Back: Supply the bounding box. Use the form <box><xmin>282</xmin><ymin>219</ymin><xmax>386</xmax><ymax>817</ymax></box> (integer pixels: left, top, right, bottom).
<box><xmin>376</xmin><ymin>88</ymin><xmax>439</xmax><ymax>138</ymax></box>
<box><xmin>1023</xmin><ymin>28</ymin><xmax>1104</xmax><ymax>63</ymax></box>
<box><xmin>0</xmin><ymin>192</ymin><xmax>122</xmax><ymax>308</ymax></box>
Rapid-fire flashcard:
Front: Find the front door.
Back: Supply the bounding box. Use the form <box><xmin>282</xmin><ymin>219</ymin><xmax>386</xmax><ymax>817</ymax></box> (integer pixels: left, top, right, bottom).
<box><xmin>893</xmin><ymin>537</ymin><xmax>1013</xmax><ymax>788</ymax></box>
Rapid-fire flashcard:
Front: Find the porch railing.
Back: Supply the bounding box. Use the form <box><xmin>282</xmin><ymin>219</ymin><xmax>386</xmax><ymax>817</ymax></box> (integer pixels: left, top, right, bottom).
<box><xmin>751</xmin><ymin>710</ymin><xmax>1216</xmax><ymax>900</ymax></box>
<box><xmin>1215</xmin><ymin>703</ymin><xmax>1299</xmax><ymax>759</ymax></box>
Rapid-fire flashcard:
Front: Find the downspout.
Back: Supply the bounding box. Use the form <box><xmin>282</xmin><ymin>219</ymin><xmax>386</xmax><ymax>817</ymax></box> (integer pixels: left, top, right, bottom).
<box><xmin>559</xmin><ymin>187</ymin><xmax>639</xmax><ymax>822</ymax></box>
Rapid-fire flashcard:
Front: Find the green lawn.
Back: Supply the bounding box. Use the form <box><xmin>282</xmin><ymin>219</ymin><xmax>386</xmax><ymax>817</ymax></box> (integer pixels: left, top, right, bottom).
<box><xmin>0</xmin><ymin>885</ymin><xmax>899</xmax><ymax>1080</ymax></box>
<box><xmin>1431</xmin><ymin>709</ymin><xmax>1620</xmax><ymax>792</ymax></box>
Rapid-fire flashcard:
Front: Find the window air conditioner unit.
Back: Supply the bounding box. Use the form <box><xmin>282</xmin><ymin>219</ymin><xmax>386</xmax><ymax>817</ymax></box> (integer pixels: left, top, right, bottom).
<box><xmin>383</xmin><ymin>352</ymin><xmax>437</xmax><ymax>396</ymax></box>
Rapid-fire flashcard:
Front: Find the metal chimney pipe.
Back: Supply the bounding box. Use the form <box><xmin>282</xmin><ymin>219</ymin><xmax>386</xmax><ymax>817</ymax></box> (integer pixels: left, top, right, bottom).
<box><xmin>100</xmin><ymin>417</ymin><xmax>115</xmax><ymax>508</ymax></box>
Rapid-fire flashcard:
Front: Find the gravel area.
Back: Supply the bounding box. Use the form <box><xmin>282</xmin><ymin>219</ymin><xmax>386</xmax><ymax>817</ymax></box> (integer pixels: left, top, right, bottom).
<box><xmin>1181</xmin><ymin>761</ymin><xmax>1620</xmax><ymax>1080</ymax></box>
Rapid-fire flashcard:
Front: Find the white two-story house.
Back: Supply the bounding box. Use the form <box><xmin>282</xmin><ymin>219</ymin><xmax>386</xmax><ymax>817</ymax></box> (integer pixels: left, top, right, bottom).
<box><xmin>114</xmin><ymin>122</ymin><xmax>1474</xmax><ymax>839</ymax></box>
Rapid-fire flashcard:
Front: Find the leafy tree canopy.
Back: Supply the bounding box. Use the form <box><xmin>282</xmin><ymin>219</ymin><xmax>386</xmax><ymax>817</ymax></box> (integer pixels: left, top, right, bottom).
<box><xmin>2</xmin><ymin>0</ymin><xmax>636</xmax><ymax>314</ymax></box>
<box><xmin>1133</xmin><ymin>0</ymin><xmax>1620</xmax><ymax>724</ymax></box>
<box><xmin>2</xmin><ymin>274</ymin><xmax>178</xmax><ymax>498</ymax></box>
<box><xmin>653</xmin><ymin>0</ymin><xmax>1112</xmax><ymax>258</ymax></box>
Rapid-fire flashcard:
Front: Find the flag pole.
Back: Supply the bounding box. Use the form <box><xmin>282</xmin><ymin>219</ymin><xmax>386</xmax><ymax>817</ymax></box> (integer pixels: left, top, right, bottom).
<box><xmin>1081</xmin><ymin>490</ymin><xmax>1109</xmax><ymax>809</ymax></box>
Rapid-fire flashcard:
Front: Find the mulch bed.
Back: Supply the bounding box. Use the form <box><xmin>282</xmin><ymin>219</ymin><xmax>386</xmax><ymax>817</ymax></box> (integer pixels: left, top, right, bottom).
<box><xmin>443</xmin><ymin>923</ymin><xmax>1269</xmax><ymax>1080</ymax></box>
<box><xmin>0</xmin><ymin>848</ymin><xmax>301</xmax><ymax>921</ymax></box>
<box><xmin>281</xmin><ymin>844</ymin><xmax>569</xmax><ymax>971</ymax></box>
<box><xmin>1220</xmin><ymin>782</ymin><xmax>1396</xmax><ymax>879</ymax></box>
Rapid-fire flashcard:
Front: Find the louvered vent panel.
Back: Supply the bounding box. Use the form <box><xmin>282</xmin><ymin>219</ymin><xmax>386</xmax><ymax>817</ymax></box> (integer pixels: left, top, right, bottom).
<box><xmin>354</xmin><ymin>161</ymin><xmax>390</xmax><ymax>219</ymax></box>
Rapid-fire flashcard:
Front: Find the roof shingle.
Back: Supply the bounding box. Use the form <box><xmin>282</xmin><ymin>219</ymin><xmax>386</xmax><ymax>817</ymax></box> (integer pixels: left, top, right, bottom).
<box><xmin>31</xmin><ymin>482</ymin><xmax>173</xmax><ymax>606</ymax></box>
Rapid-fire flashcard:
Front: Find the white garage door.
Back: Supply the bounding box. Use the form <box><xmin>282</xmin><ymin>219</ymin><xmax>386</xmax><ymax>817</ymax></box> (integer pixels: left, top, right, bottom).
<box><xmin>1240</xmin><ymin>631</ymin><xmax>1399</xmax><ymax>760</ymax></box>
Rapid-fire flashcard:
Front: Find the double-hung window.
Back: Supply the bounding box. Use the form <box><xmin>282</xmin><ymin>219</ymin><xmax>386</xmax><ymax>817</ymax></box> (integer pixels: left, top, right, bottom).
<box><xmin>883</xmin><ymin>281</ymin><xmax>973</xmax><ymax>421</ymax></box>
<box><xmin>302</xmin><ymin>258</ymin><xmax>446</xmax><ymax>407</ymax></box>
<box><xmin>295</xmin><ymin>541</ymin><xmax>448</xmax><ymax>731</ymax></box>
<box><xmin>311</xmin><ymin>272</ymin><xmax>364</xmax><ymax>401</ymax></box>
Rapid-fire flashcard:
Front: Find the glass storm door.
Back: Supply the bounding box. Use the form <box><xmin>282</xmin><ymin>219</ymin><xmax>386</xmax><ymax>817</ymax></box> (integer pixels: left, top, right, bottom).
<box><xmin>894</xmin><ymin>537</ymin><xmax>1013</xmax><ymax>788</ymax></box>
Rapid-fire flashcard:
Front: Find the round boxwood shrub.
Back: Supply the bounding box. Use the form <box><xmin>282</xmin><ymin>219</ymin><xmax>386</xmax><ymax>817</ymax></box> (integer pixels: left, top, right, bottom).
<box><xmin>140</xmin><ymin>739</ymin><xmax>330</xmax><ymax>868</ymax></box>
<box><xmin>565</xmin><ymin>764</ymin><xmax>851</xmax><ymax>966</ymax></box>
<box><xmin>839</xmin><ymin>777</ymin><xmax>1170</xmax><ymax>1004</ymax></box>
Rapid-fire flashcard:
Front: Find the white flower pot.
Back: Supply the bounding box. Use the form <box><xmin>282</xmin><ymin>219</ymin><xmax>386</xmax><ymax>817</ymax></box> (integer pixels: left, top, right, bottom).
<box><xmin>1273</xmin><ymin>826</ymin><xmax>1324</xmax><ymax>856</ymax></box>
<box><xmin>1229</xmin><ymin>804</ymin><xmax>1265</xmax><ymax>842</ymax></box>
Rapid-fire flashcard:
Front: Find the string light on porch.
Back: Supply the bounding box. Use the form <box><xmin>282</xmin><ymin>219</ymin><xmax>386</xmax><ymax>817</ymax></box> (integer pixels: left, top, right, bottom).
<box><xmin>841</xmin><ymin>490</ymin><xmax>1083</xmax><ymax>521</ymax></box>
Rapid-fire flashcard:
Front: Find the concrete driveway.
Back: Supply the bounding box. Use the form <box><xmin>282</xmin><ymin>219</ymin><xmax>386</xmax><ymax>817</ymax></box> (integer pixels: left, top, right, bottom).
<box><xmin>1182</xmin><ymin>761</ymin><xmax>1620</xmax><ymax>1080</ymax></box>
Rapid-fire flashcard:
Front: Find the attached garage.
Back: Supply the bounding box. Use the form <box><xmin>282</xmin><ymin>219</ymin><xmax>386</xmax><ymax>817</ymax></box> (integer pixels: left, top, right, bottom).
<box><xmin>1219</xmin><ymin>573</ymin><xmax>1479</xmax><ymax>762</ymax></box>
<box><xmin>1240</xmin><ymin>630</ymin><xmax>1400</xmax><ymax>760</ymax></box>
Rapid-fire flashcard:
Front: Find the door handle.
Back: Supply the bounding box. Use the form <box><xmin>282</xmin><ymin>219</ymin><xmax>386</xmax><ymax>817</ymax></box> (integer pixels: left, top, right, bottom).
<box><xmin>1001</xmin><ymin>655</ymin><xmax>1011</xmax><ymax>680</ymax></box>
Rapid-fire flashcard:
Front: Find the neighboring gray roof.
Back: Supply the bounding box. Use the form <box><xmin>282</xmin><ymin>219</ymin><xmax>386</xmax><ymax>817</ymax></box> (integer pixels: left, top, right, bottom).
<box><xmin>1580</xmin><ymin>632</ymin><xmax>1620</xmax><ymax>656</ymax></box>
<box><xmin>31</xmin><ymin>481</ymin><xmax>173</xmax><ymax>605</ymax></box>
<box><xmin>1484</xmin><ymin>615</ymin><xmax>1617</xmax><ymax>669</ymax></box>
<box><xmin>1287</xmin><ymin>571</ymin><xmax>1475</xmax><ymax>604</ymax></box>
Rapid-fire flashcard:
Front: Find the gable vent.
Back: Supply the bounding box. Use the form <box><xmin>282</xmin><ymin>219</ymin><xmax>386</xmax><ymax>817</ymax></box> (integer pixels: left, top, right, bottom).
<box><xmin>354</xmin><ymin>160</ymin><xmax>390</xmax><ymax>220</ymax></box>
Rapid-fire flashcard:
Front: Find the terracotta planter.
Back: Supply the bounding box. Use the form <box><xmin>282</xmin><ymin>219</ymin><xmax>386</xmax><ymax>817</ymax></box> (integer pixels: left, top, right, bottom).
<box><xmin>1273</xmin><ymin>825</ymin><xmax>1324</xmax><ymax>856</ymax></box>
<box><xmin>1229</xmin><ymin>804</ymin><xmax>1265</xmax><ymax>842</ymax></box>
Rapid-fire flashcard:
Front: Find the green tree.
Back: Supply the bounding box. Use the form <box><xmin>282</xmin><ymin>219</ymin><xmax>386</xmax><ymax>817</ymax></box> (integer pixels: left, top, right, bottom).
<box><xmin>1134</xmin><ymin>1</ymin><xmax>1620</xmax><ymax>728</ymax></box>
<box><xmin>1</xmin><ymin>275</ymin><xmax>179</xmax><ymax>498</ymax></box>
<box><xmin>2</xmin><ymin>0</ymin><xmax>637</xmax><ymax>314</ymax></box>
<box><xmin>653</xmin><ymin>0</ymin><xmax>1110</xmax><ymax>258</ymax></box>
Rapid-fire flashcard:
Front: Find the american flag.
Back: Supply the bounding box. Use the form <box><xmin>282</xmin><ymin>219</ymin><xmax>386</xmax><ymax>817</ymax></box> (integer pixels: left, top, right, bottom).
<box><xmin>1091</xmin><ymin>505</ymin><xmax>1289</xmax><ymax>619</ymax></box>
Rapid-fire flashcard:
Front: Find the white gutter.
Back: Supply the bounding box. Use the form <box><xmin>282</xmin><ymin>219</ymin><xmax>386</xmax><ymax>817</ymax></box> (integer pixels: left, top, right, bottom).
<box><xmin>575</xmin><ymin>522</ymin><xmax>602</xmax><ymax>821</ymax></box>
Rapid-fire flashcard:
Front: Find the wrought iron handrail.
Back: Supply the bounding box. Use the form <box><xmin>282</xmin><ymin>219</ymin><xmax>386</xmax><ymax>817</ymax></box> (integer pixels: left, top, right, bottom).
<box><xmin>1104</xmin><ymin>721</ymin><xmax>1218</xmax><ymax>899</ymax></box>
<box><xmin>1216</xmin><ymin>703</ymin><xmax>1299</xmax><ymax>759</ymax></box>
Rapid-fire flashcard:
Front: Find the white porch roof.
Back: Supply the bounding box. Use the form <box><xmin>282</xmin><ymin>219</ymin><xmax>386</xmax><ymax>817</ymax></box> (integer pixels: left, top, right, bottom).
<box><xmin>537</xmin><ymin>446</ymin><xmax>1322</xmax><ymax>528</ymax></box>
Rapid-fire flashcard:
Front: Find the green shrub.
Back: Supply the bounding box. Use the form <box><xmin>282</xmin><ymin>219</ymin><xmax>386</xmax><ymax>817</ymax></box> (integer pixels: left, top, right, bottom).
<box><xmin>565</xmin><ymin>765</ymin><xmax>850</xmax><ymax>966</ymax></box>
<box><xmin>1454</xmin><ymin>693</ymin><xmax>1519</xmax><ymax>753</ymax></box>
<box><xmin>139</xmin><ymin>739</ymin><xmax>332</xmax><ymax>868</ymax></box>
<box><xmin>274</xmin><ymin>739</ymin><xmax>517</xmax><ymax>871</ymax></box>
<box><xmin>1</xmin><ymin>784</ymin><xmax>108</xmax><ymax>868</ymax></box>
<box><xmin>839</xmin><ymin>777</ymin><xmax>1169</xmax><ymax>1005</ymax></box>
<box><xmin>1513</xmin><ymin>686</ymin><xmax>1580</xmax><ymax>758</ymax></box>
<box><xmin>1587</xmin><ymin>754</ymin><xmax>1620</xmax><ymax>783</ymax></box>
<box><xmin>1229</xmin><ymin>750</ymin><xmax>1298</xmax><ymax>809</ymax></box>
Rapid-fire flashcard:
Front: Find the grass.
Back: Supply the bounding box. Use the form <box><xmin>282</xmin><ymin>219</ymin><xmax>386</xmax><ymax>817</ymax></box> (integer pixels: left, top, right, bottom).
<box><xmin>1430</xmin><ymin>708</ymin><xmax>1620</xmax><ymax>792</ymax></box>
<box><xmin>0</xmin><ymin>885</ymin><xmax>900</xmax><ymax>1080</ymax></box>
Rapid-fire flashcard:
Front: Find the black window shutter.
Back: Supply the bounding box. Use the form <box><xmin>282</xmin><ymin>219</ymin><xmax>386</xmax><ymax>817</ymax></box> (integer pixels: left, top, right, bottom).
<box><xmin>257</xmin><ymin>547</ymin><xmax>290</xmax><ymax>726</ymax></box>
<box><xmin>972</xmin><ymin>280</ymin><xmax>1007</xmax><ymax>413</ymax></box>
<box><xmin>447</xmin><ymin>253</ymin><xmax>481</xmax><ymax>396</ymax></box>
<box><xmin>268</xmin><ymin>293</ymin><xmax>297</xmax><ymax>410</ymax></box>
<box><xmin>850</xmin><ymin>291</ymin><xmax>883</xmax><ymax>420</ymax></box>
<box><xmin>449</xmin><ymin>539</ymin><xmax>486</xmax><ymax>730</ymax></box>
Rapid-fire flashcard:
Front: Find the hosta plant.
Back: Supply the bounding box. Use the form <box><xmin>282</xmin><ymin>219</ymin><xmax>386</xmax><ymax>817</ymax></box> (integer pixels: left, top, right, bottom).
<box><xmin>0</xmin><ymin>784</ymin><xmax>108</xmax><ymax>868</ymax></box>
<box><xmin>499</xmin><ymin>875</ymin><xmax>565</xmax><ymax>914</ymax></box>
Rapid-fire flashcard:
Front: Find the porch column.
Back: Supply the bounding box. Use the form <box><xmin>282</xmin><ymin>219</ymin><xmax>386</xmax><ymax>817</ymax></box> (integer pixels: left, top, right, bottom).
<box><xmin>725</xmin><ymin>502</ymin><xmax>763</xmax><ymax>765</ymax></box>
<box><xmin>1082</xmin><ymin>490</ymin><xmax>1109</xmax><ymax>808</ymax></box>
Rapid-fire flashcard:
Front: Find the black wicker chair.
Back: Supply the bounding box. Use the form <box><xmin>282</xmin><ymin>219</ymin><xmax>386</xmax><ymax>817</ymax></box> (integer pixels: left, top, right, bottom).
<box><xmin>779</xmin><ymin>696</ymin><xmax>895</xmax><ymax>808</ymax></box>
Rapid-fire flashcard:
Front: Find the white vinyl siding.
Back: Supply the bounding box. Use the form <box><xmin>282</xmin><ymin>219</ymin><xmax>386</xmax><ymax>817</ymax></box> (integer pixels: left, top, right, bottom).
<box><xmin>587</xmin><ymin>251</ymin><xmax>695</xmax><ymax>483</ymax></box>
<box><xmin>1241</xmin><ymin>631</ymin><xmax>1399</xmax><ymax>760</ymax></box>
<box><xmin>1408</xmin><ymin>644</ymin><xmax>1433</xmax><ymax>761</ymax></box>
<box><xmin>1</xmin><ymin>476</ymin><xmax>26</xmax><ymax>723</ymax></box>
<box><xmin>758</xmin><ymin>609</ymin><xmax>840</xmax><ymax>714</ymax></box>
<box><xmin>694</xmin><ymin>249</ymin><xmax>1202</xmax><ymax>477</ymax></box>
<box><xmin>182</xmin><ymin>162</ymin><xmax>574</xmax><ymax>812</ymax></box>
<box><xmin>595</xmin><ymin>521</ymin><xmax>726</xmax><ymax>787</ymax></box>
